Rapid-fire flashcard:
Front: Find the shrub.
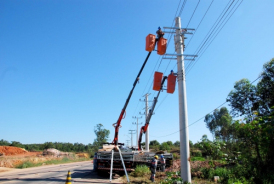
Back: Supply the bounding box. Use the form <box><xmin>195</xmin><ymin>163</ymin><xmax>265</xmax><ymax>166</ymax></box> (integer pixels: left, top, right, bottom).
<box><xmin>191</xmin><ymin>157</ymin><xmax>205</xmax><ymax>161</ymax></box>
<box><xmin>130</xmin><ymin>165</ymin><xmax>150</xmax><ymax>177</ymax></box>
<box><xmin>173</xmin><ymin>153</ymin><xmax>179</xmax><ymax>160</ymax></box>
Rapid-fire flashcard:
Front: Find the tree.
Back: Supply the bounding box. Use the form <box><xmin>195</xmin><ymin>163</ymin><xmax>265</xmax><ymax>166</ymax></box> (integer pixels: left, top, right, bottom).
<box><xmin>93</xmin><ymin>124</ymin><xmax>110</xmax><ymax>151</ymax></box>
<box><xmin>10</xmin><ymin>141</ymin><xmax>24</xmax><ymax>148</ymax></box>
<box><xmin>257</xmin><ymin>58</ymin><xmax>274</xmax><ymax>115</ymax></box>
<box><xmin>0</xmin><ymin>139</ymin><xmax>10</xmax><ymax>146</ymax></box>
<box><xmin>173</xmin><ymin>141</ymin><xmax>180</xmax><ymax>147</ymax></box>
<box><xmin>189</xmin><ymin>140</ymin><xmax>193</xmax><ymax>148</ymax></box>
<box><xmin>234</xmin><ymin>112</ymin><xmax>274</xmax><ymax>183</ymax></box>
<box><xmin>160</xmin><ymin>142</ymin><xmax>170</xmax><ymax>151</ymax></box>
<box><xmin>226</xmin><ymin>79</ymin><xmax>258</xmax><ymax>119</ymax></box>
<box><xmin>204</xmin><ymin>107</ymin><xmax>233</xmax><ymax>141</ymax></box>
<box><xmin>149</xmin><ymin>140</ymin><xmax>160</xmax><ymax>146</ymax></box>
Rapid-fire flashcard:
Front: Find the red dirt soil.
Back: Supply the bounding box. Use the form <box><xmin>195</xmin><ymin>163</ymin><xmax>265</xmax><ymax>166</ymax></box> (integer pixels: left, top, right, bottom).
<box><xmin>0</xmin><ymin>146</ymin><xmax>28</xmax><ymax>156</ymax></box>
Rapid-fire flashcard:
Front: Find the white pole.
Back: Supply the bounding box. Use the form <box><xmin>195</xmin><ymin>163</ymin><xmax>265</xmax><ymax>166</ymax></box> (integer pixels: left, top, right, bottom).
<box><xmin>117</xmin><ymin>147</ymin><xmax>130</xmax><ymax>182</ymax></box>
<box><xmin>145</xmin><ymin>94</ymin><xmax>149</xmax><ymax>151</ymax></box>
<box><xmin>110</xmin><ymin>150</ymin><xmax>114</xmax><ymax>182</ymax></box>
<box><xmin>136</xmin><ymin>118</ymin><xmax>138</xmax><ymax>148</ymax></box>
<box><xmin>175</xmin><ymin>17</ymin><xmax>191</xmax><ymax>183</ymax></box>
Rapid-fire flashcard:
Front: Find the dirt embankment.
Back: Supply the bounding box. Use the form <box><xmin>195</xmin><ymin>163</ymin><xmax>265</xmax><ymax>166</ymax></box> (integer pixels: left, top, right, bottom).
<box><xmin>0</xmin><ymin>146</ymin><xmax>28</xmax><ymax>156</ymax></box>
<box><xmin>0</xmin><ymin>146</ymin><xmax>90</xmax><ymax>169</ymax></box>
<box><xmin>167</xmin><ymin>159</ymin><xmax>225</xmax><ymax>178</ymax></box>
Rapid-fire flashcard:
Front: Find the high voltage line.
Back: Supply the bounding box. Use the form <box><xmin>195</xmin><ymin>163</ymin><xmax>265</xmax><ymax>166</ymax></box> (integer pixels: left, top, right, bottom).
<box><xmin>129</xmin><ymin>0</ymin><xmax>186</xmax><ymax>132</ymax></box>
<box><xmin>130</xmin><ymin>0</ymin><xmax>243</xmax><ymax>135</ymax></box>
<box><xmin>151</xmin><ymin>75</ymin><xmax>263</xmax><ymax>138</ymax></box>
<box><xmin>152</xmin><ymin>0</ymin><xmax>242</xmax><ymax>113</ymax></box>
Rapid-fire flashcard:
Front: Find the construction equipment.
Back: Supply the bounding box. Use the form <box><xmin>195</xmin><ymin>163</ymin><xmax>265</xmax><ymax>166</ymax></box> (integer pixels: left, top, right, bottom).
<box><xmin>111</xmin><ymin>29</ymin><xmax>166</xmax><ymax>146</ymax></box>
<box><xmin>138</xmin><ymin>75</ymin><xmax>167</xmax><ymax>150</ymax></box>
<box><xmin>95</xmin><ymin>29</ymin><xmax>171</xmax><ymax>175</ymax></box>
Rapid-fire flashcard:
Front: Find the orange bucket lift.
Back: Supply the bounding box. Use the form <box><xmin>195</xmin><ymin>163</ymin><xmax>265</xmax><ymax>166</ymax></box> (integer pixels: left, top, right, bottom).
<box><xmin>145</xmin><ymin>34</ymin><xmax>156</xmax><ymax>52</ymax></box>
<box><xmin>157</xmin><ymin>37</ymin><xmax>167</xmax><ymax>55</ymax></box>
<box><xmin>153</xmin><ymin>72</ymin><xmax>163</xmax><ymax>91</ymax></box>
<box><xmin>167</xmin><ymin>73</ymin><xmax>177</xmax><ymax>94</ymax></box>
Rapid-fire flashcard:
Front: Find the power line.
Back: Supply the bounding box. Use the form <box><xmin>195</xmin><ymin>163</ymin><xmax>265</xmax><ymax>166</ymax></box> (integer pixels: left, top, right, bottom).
<box><xmin>147</xmin><ymin>0</ymin><xmax>242</xmax><ymax>111</ymax></box>
<box><xmin>178</xmin><ymin>0</ymin><xmax>188</xmax><ymax>17</ymax></box>
<box><xmin>131</xmin><ymin>0</ymin><xmax>185</xmax><ymax>132</ymax></box>
<box><xmin>185</xmin><ymin>0</ymin><xmax>235</xmax><ymax>71</ymax></box>
<box><xmin>185</xmin><ymin>0</ymin><xmax>215</xmax><ymax>49</ymax></box>
<box><xmin>186</xmin><ymin>0</ymin><xmax>243</xmax><ymax>75</ymax></box>
<box><xmin>186</xmin><ymin>0</ymin><xmax>200</xmax><ymax>28</ymax></box>
<box><xmin>151</xmin><ymin>75</ymin><xmax>263</xmax><ymax>138</ymax></box>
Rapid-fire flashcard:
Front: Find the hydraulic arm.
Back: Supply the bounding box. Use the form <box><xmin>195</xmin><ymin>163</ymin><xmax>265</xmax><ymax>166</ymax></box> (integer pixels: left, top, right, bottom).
<box><xmin>112</xmin><ymin>52</ymin><xmax>153</xmax><ymax>145</ymax></box>
<box><xmin>112</xmin><ymin>30</ymin><xmax>165</xmax><ymax>146</ymax></box>
<box><xmin>138</xmin><ymin>76</ymin><xmax>167</xmax><ymax>150</ymax></box>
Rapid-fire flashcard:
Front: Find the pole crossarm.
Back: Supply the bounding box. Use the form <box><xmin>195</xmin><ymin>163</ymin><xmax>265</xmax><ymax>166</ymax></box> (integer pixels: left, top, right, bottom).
<box><xmin>164</xmin><ymin>54</ymin><xmax>198</xmax><ymax>57</ymax></box>
<box><xmin>162</xmin><ymin>57</ymin><xmax>194</xmax><ymax>60</ymax></box>
<box><xmin>163</xmin><ymin>27</ymin><xmax>195</xmax><ymax>30</ymax></box>
<box><xmin>163</xmin><ymin>31</ymin><xmax>193</xmax><ymax>35</ymax></box>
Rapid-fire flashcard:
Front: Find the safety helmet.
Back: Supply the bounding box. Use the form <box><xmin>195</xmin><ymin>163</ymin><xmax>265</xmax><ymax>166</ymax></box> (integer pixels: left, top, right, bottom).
<box><xmin>161</xmin><ymin>154</ymin><xmax>164</xmax><ymax>158</ymax></box>
<box><xmin>154</xmin><ymin>155</ymin><xmax>158</xmax><ymax>159</ymax></box>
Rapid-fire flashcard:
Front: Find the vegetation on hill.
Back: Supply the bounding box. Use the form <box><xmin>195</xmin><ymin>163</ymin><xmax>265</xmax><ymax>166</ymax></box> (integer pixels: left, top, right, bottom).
<box><xmin>0</xmin><ymin>123</ymin><xmax>110</xmax><ymax>157</ymax></box>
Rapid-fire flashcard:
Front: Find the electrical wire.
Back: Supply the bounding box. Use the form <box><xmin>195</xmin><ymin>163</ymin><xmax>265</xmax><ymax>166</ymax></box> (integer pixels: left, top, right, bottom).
<box><xmin>130</xmin><ymin>0</ymin><xmax>185</xmax><ymax>132</ymax></box>
<box><xmin>178</xmin><ymin>0</ymin><xmax>188</xmax><ymax>17</ymax></box>
<box><xmin>186</xmin><ymin>0</ymin><xmax>200</xmax><ymax>28</ymax></box>
<box><xmin>186</xmin><ymin>0</ymin><xmax>243</xmax><ymax>75</ymax></box>
<box><xmin>147</xmin><ymin>0</ymin><xmax>242</xmax><ymax>118</ymax></box>
<box><xmin>185</xmin><ymin>0</ymin><xmax>215</xmax><ymax>49</ymax></box>
<box><xmin>185</xmin><ymin>0</ymin><xmax>235</xmax><ymax>71</ymax></box>
<box><xmin>151</xmin><ymin>75</ymin><xmax>263</xmax><ymax>138</ymax></box>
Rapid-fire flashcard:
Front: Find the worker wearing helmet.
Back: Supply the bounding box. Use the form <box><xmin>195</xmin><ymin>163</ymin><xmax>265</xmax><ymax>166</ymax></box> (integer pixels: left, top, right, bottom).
<box><xmin>156</xmin><ymin>27</ymin><xmax>164</xmax><ymax>39</ymax></box>
<box><xmin>160</xmin><ymin>154</ymin><xmax>166</xmax><ymax>172</ymax></box>
<box><xmin>150</xmin><ymin>155</ymin><xmax>158</xmax><ymax>182</ymax></box>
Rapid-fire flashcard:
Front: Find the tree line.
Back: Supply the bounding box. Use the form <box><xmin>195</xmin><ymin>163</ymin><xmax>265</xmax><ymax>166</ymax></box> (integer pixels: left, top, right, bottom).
<box><xmin>0</xmin><ymin>139</ymin><xmax>93</xmax><ymax>153</ymax></box>
<box><xmin>199</xmin><ymin>58</ymin><xmax>274</xmax><ymax>183</ymax></box>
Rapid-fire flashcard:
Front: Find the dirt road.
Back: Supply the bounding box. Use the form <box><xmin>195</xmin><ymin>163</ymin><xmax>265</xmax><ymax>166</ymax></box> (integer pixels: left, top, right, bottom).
<box><xmin>0</xmin><ymin>161</ymin><xmax>122</xmax><ymax>184</ymax></box>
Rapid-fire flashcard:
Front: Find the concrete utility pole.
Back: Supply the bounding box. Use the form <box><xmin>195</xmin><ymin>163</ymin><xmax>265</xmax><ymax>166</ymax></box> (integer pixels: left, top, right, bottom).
<box><xmin>175</xmin><ymin>17</ymin><xmax>191</xmax><ymax>183</ymax></box>
<box><xmin>132</xmin><ymin>116</ymin><xmax>142</xmax><ymax>147</ymax></box>
<box><xmin>126</xmin><ymin>140</ymin><xmax>130</xmax><ymax>147</ymax></box>
<box><xmin>163</xmin><ymin>17</ymin><xmax>197</xmax><ymax>183</ymax></box>
<box><xmin>128</xmin><ymin>130</ymin><xmax>135</xmax><ymax>147</ymax></box>
<box><xmin>139</xmin><ymin>93</ymin><xmax>151</xmax><ymax>151</ymax></box>
<box><xmin>144</xmin><ymin>94</ymin><xmax>149</xmax><ymax>151</ymax></box>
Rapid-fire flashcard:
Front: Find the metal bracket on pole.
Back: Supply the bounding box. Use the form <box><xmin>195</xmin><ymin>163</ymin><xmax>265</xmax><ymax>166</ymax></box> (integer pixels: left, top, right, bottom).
<box><xmin>163</xmin><ymin>57</ymin><xmax>194</xmax><ymax>60</ymax></box>
<box><xmin>110</xmin><ymin>150</ymin><xmax>114</xmax><ymax>182</ymax></box>
<box><xmin>163</xmin><ymin>27</ymin><xmax>195</xmax><ymax>35</ymax></box>
<box><xmin>117</xmin><ymin>147</ymin><xmax>130</xmax><ymax>183</ymax></box>
<box><xmin>162</xmin><ymin>54</ymin><xmax>198</xmax><ymax>60</ymax></box>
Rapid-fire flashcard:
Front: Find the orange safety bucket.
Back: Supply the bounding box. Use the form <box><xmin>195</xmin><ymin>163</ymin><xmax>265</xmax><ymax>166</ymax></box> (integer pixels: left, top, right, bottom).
<box><xmin>167</xmin><ymin>73</ymin><xmax>176</xmax><ymax>93</ymax></box>
<box><xmin>153</xmin><ymin>72</ymin><xmax>163</xmax><ymax>91</ymax></box>
<box><xmin>146</xmin><ymin>34</ymin><xmax>156</xmax><ymax>52</ymax></box>
<box><xmin>157</xmin><ymin>37</ymin><xmax>167</xmax><ymax>55</ymax></box>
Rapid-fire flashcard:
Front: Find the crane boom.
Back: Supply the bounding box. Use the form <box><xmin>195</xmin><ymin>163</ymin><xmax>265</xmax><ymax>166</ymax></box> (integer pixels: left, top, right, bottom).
<box><xmin>112</xmin><ymin>51</ymin><xmax>152</xmax><ymax>145</ymax></box>
<box><xmin>138</xmin><ymin>76</ymin><xmax>167</xmax><ymax>150</ymax></box>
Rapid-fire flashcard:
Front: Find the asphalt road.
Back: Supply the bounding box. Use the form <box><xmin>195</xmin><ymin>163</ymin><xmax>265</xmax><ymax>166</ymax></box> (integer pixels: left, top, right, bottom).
<box><xmin>0</xmin><ymin>161</ymin><xmax>122</xmax><ymax>184</ymax></box>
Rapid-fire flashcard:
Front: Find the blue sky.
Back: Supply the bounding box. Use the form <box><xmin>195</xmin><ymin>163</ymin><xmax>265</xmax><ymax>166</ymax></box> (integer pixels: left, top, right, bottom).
<box><xmin>1</xmin><ymin>0</ymin><xmax>274</xmax><ymax>146</ymax></box>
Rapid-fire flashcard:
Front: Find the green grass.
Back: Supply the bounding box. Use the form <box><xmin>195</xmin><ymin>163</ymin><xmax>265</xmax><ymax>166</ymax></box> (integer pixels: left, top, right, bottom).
<box><xmin>16</xmin><ymin>157</ymin><xmax>91</xmax><ymax>169</ymax></box>
<box><xmin>191</xmin><ymin>157</ymin><xmax>205</xmax><ymax>161</ymax></box>
<box><xmin>130</xmin><ymin>165</ymin><xmax>150</xmax><ymax>177</ymax></box>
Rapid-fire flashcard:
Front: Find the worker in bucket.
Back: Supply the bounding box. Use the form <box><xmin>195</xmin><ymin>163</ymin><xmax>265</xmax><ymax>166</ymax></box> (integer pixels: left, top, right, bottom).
<box><xmin>160</xmin><ymin>154</ymin><xmax>166</xmax><ymax>172</ymax></box>
<box><xmin>156</xmin><ymin>27</ymin><xmax>164</xmax><ymax>39</ymax></box>
<box><xmin>150</xmin><ymin>155</ymin><xmax>158</xmax><ymax>182</ymax></box>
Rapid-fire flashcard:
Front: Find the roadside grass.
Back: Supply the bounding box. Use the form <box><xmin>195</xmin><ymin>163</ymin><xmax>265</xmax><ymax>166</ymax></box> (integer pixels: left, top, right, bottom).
<box><xmin>16</xmin><ymin>157</ymin><xmax>91</xmax><ymax>169</ymax></box>
<box><xmin>191</xmin><ymin>157</ymin><xmax>206</xmax><ymax>161</ymax></box>
<box><xmin>130</xmin><ymin>165</ymin><xmax>150</xmax><ymax>177</ymax></box>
